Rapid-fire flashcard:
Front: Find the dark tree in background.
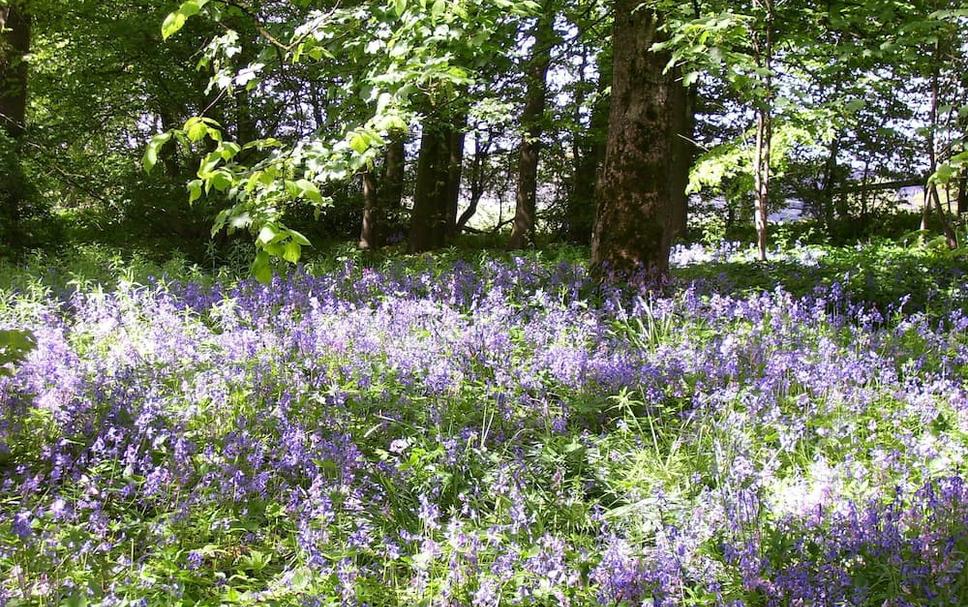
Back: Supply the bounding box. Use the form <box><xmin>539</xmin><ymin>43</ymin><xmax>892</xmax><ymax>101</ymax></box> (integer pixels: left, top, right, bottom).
<box><xmin>567</xmin><ymin>44</ymin><xmax>610</xmax><ymax>245</ymax></box>
<box><xmin>410</xmin><ymin>114</ymin><xmax>465</xmax><ymax>253</ymax></box>
<box><xmin>508</xmin><ymin>3</ymin><xmax>556</xmax><ymax>249</ymax></box>
<box><xmin>0</xmin><ymin>0</ymin><xmax>29</xmax><ymax>249</ymax></box>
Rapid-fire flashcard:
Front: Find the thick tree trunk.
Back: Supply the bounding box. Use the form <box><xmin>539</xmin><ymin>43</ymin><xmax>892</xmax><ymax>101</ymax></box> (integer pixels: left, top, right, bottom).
<box><xmin>445</xmin><ymin>124</ymin><xmax>465</xmax><ymax>239</ymax></box>
<box><xmin>360</xmin><ymin>132</ymin><xmax>406</xmax><ymax>249</ymax></box>
<box><xmin>508</xmin><ymin>7</ymin><xmax>555</xmax><ymax>249</ymax></box>
<box><xmin>590</xmin><ymin>2</ymin><xmax>690</xmax><ymax>277</ymax></box>
<box><xmin>410</xmin><ymin>108</ymin><xmax>465</xmax><ymax>251</ymax></box>
<box><xmin>358</xmin><ymin>169</ymin><xmax>381</xmax><ymax>249</ymax></box>
<box><xmin>0</xmin><ymin>2</ymin><xmax>29</xmax><ymax>248</ymax></box>
<box><xmin>568</xmin><ymin>47</ymin><xmax>610</xmax><ymax>245</ymax></box>
<box><xmin>380</xmin><ymin>132</ymin><xmax>405</xmax><ymax>235</ymax></box>
<box><xmin>409</xmin><ymin>124</ymin><xmax>450</xmax><ymax>252</ymax></box>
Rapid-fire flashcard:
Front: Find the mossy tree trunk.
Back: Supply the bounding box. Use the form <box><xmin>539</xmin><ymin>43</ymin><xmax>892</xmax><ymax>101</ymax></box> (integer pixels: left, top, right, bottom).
<box><xmin>590</xmin><ymin>1</ymin><xmax>689</xmax><ymax>277</ymax></box>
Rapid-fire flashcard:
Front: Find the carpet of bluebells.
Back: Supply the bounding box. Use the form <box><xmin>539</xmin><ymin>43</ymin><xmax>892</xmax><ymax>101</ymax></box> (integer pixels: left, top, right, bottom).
<box><xmin>2</xmin><ymin>246</ymin><xmax>968</xmax><ymax>606</ymax></box>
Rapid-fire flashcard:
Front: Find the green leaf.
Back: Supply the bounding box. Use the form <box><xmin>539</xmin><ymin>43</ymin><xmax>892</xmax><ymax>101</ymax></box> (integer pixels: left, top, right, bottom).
<box><xmin>180</xmin><ymin>0</ymin><xmax>207</xmax><ymax>18</ymax></box>
<box><xmin>251</xmin><ymin>251</ymin><xmax>272</xmax><ymax>284</ymax></box>
<box><xmin>256</xmin><ymin>225</ymin><xmax>278</xmax><ymax>246</ymax></box>
<box><xmin>219</xmin><ymin>142</ymin><xmax>242</xmax><ymax>160</ymax></box>
<box><xmin>209</xmin><ymin>170</ymin><xmax>233</xmax><ymax>192</ymax></box>
<box><xmin>283</xmin><ymin>241</ymin><xmax>301</xmax><ymax>263</ymax></box>
<box><xmin>289</xmin><ymin>566</ymin><xmax>312</xmax><ymax>592</ymax></box>
<box><xmin>161</xmin><ymin>11</ymin><xmax>187</xmax><ymax>40</ymax></box>
<box><xmin>143</xmin><ymin>132</ymin><xmax>172</xmax><ymax>174</ymax></box>
<box><xmin>188</xmin><ymin>179</ymin><xmax>203</xmax><ymax>204</ymax></box>
<box><xmin>0</xmin><ymin>329</ymin><xmax>36</xmax><ymax>376</ymax></box>
<box><xmin>185</xmin><ymin>118</ymin><xmax>209</xmax><ymax>142</ymax></box>
<box><xmin>349</xmin><ymin>133</ymin><xmax>369</xmax><ymax>154</ymax></box>
<box><xmin>162</xmin><ymin>0</ymin><xmax>208</xmax><ymax>40</ymax></box>
<box><xmin>294</xmin><ymin>179</ymin><xmax>323</xmax><ymax>204</ymax></box>
<box><xmin>393</xmin><ymin>0</ymin><xmax>407</xmax><ymax>17</ymax></box>
<box><xmin>288</xmin><ymin>229</ymin><xmax>311</xmax><ymax>246</ymax></box>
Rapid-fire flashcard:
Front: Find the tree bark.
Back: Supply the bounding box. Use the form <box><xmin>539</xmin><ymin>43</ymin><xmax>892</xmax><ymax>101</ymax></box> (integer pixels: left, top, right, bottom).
<box><xmin>590</xmin><ymin>1</ymin><xmax>690</xmax><ymax>277</ymax></box>
<box><xmin>456</xmin><ymin>129</ymin><xmax>491</xmax><ymax>233</ymax></box>
<box><xmin>358</xmin><ymin>169</ymin><xmax>381</xmax><ymax>249</ymax></box>
<box><xmin>0</xmin><ymin>1</ymin><xmax>29</xmax><ymax>248</ymax></box>
<box><xmin>409</xmin><ymin>124</ymin><xmax>450</xmax><ymax>252</ymax></box>
<box><xmin>958</xmin><ymin>175</ymin><xmax>967</xmax><ymax>216</ymax></box>
<box><xmin>508</xmin><ymin>7</ymin><xmax>555</xmax><ymax>249</ymax></box>
<box><xmin>568</xmin><ymin>46</ymin><xmax>610</xmax><ymax>244</ymax></box>
<box><xmin>751</xmin><ymin>0</ymin><xmax>773</xmax><ymax>262</ymax></box>
<box><xmin>921</xmin><ymin>39</ymin><xmax>958</xmax><ymax>249</ymax></box>
<box><xmin>380</xmin><ymin>132</ymin><xmax>406</xmax><ymax>236</ymax></box>
<box><xmin>445</xmin><ymin>124</ymin><xmax>465</xmax><ymax>238</ymax></box>
<box><xmin>360</xmin><ymin>132</ymin><xmax>407</xmax><ymax>250</ymax></box>
<box><xmin>818</xmin><ymin>137</ymin><xmax>841</xmax><ymax>231</ymax></box>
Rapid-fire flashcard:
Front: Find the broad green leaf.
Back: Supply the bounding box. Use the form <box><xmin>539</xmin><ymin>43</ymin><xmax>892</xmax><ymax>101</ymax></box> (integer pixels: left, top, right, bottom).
<box><xmin>143</xmin><ymin>132</ymin><xmax>172</xmax><ymax>174</ymax></box>
<box><xmin>349</xmin><ymin>133</ymin><xmax>369</xmax><ymax>154</ymax></box>
<box><xmin>257</xmin><ymin>226</ymin><xmax>278</xmax><ymax>245</ymax></box>
<box><xmin>251</xmin><ymin>251</ymin><xmax>272</xmax><ymax>284</ymax></box>
<box><xmin>288</xmin><ymin>229</ymin><xmax>312</xmax><ymax>246</ymax></box>
<box><xmin>0</xmin><ymin>329</ymin><xmax>36</xmax><ymax>377</ymax></box>
<box><xmin>219</xmin><ymin>142</ymin><xmax>242</xmax><ymax>160</ymax></box>
<box><xmin>161</xmin><ymin>12</ymin><xmax>187</xmax><ymax>40</ymax></box>
<box><xmin>188</xmin><ymin>180</ymin><xmax>203</xmax><ymax>204</ymax></box>
<box><xmin>289</xmin><ymin>566</ymin><xmax>312</xmax><ymax>592</ymax></box>
<box><xmin>209</xmin><ymin>170</ymin><xmax>233</xmax><ymax>192</ymax></box>
<box><xmin>162</xmin><ymin>0</ymin><xmax>208</xmax><ymax>40</ymax></box>
<box><xmin>294</xmin><ymin>179</ymin><xmax>323</xmax><ymax>204</ymax></box>
<box><xmin>185</xmin><ymin>118</ymin><xmax>209</xmax><ymax>142</ymax></box>
<box><xmin>283</xmin><ymin>241</ymin><xmax>301</xmax><ymax>263</ymax></box>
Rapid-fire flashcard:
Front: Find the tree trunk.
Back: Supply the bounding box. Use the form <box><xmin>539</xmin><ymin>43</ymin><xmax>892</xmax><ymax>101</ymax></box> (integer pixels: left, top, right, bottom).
<box><xmin>859</xmin><ymin>158</ymin><xmax>870</xmax><ymax>220</ymax></box>
<box><xmin>921</xmin><ymin>39</ymin><xmax>957</xmax><ymax>249</ymax></box>
<box><xmin>819</xmin><ymin>137</ymin><xmax>841</xmax><ymax>231</ymax></box>
<box><xmin>358</xmin><ymin>169</ymin><xmax>381</xmax><ymax>249</ymax></box>
<box><xmin>456</xmin><ymin>130</ymin><xmax>491</xmax><ymax>233</ymax></box>
<box><xmin>380</xmin><ymin>132</ymin><xmax>406</xmax><ymax>238</ymax></box>
<box><xmin>445</xmin><ymin>124</ymin><xmax>465</xmax><ymax>239</ymax></box>
<box><xmin>360</xmin><ymin>132</ymin><xmax>407</xmax><ymax>250</ymax></box>
<box><xmin>158</xmin><ymin>112</ymin><xmax>182</xmax><ymax>178</ymax></box>
<box><xmin>752</xmin><ymin>0</ymin><xmax>773</xmax><ymax>262</ymax></box>
<box><xmin>409</xmin><ymin>124</ymin><xmax>450</xmax><ymax>252</ymax></box>
<box><xmin>508</xmin><ymin>7</ymin><xmax>555</xmax><ymax>249</ymax></box>
<box><xmin>958</xmin><ymin>175</ymin><xmax>967</xmax><ymax>216</ymax></box>
<box><xmin>590</xmin><ymin>1</ymin><xmax>690</xmax><ymax>277</ymax></box>
<box><xmin>0</xmin><ymin>1</ymin><xmax>29</xmax><ymax>248</ymax></box>
<box><xmin>753</xmin><ymin>114</ymin><xmax>771</xmax><ymax>261</ymax></box>
<box><xmin>568</xmin><ymin>47</ymin><xmax>610</xmax><ymax>244</ymax></box>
